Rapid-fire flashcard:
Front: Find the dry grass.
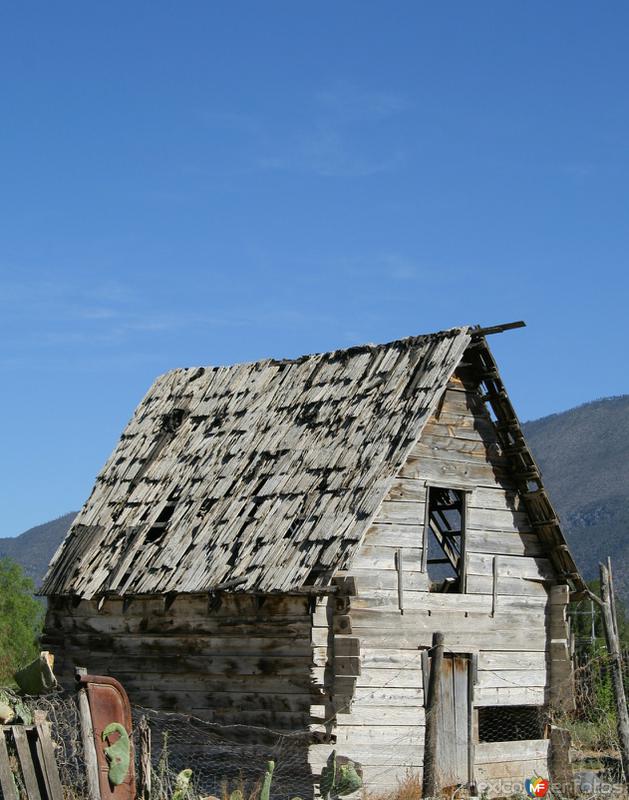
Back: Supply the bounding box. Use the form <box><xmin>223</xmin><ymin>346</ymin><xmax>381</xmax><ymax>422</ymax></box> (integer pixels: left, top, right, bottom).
<box><xmin>218</xmin><ymin>774</ymin><xmax>262</xmax><ymax>800</ymax></box>
<box><xmin>363</xmin><ymin>772</ymin><xmax>423</xmax><ymax>800</ymax></box>
<box><xmin>364</xmin><ymin>775</ymin><xmax>479</xmax><ymax>800</ymax></box>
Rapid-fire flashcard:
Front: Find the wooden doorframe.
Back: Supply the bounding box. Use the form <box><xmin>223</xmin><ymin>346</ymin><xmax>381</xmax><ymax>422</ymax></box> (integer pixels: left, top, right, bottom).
<box><xmin>425</xmin><ymin>649</ymin><xmax>477</xmax><ymax>791</ymax></box>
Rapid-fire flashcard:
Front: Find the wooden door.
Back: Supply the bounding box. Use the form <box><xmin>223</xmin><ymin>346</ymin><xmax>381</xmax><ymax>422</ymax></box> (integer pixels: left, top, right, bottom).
<box><xmin>435</xmin><ymin>654</ymin><xmax>471</xmax><ymax>789</ymax></box>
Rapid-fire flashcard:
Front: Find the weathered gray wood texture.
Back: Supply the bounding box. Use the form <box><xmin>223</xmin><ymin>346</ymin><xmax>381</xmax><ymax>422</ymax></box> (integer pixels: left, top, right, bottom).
<box><xmin>311</xmin><ymin>373</ymin><xmax>572</xmax><ymax>792</ymax></box>
<box><xmin>44</xmin><ymin>594</ymin><xmax>315</xmax><ymax>729</ymax></box>
<box><xmin>39</xmin><ymin>330</ymin><xmax>580</xmax><ymax>796</ymax></box>
<box><xmin>41</xmin><ymin>329</ymin><xmax>472</xmax><ymax>598</ymax></box>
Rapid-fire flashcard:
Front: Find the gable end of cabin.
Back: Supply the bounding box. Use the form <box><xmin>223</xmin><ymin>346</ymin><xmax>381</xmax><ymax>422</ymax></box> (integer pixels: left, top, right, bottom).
<box><xmin>312</xmin><ymin>364</ymin><xmax>574</xmax><ymax>794</ymax></box>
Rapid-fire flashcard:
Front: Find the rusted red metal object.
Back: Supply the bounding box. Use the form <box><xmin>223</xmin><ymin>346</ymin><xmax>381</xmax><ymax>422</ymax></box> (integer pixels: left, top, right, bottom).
<box><xmin>78</xmin><ymin>674</ymin><xmax>136</xmax><ymax>800</ymax></box>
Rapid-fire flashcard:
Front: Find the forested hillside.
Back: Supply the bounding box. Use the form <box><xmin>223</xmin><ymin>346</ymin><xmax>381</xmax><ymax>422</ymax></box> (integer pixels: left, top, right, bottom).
<box><xmin>523</xmin><ymin>394</ymin><xmax>629</xmax><ymax>604</ymax></box>
<box><xmin>0</xmin><ymin>513</ymin><xmax>76</xmax><ymax>588</ymax></box>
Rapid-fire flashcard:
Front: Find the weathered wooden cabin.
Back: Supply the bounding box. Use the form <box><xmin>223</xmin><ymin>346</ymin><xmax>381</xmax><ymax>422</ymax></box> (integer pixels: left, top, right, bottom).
<box><xmin>41</xmin><ymin>325</ymin><xmax>583</xmax><ymax>795</ymax></box>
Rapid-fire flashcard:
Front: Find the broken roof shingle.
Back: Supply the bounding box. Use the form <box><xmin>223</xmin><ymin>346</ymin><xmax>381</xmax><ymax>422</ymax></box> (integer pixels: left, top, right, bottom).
<box><xmin>41</xmin><ymin>327</ymin><xmax>473</xmax><ymax>598</ymax></box>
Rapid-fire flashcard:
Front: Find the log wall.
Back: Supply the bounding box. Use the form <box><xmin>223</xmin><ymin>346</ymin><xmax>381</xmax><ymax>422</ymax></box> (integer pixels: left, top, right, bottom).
<box><xmin>43</xmin><ymin>593</ymin><xmax>315</xmax><ymax>730</ymax></box>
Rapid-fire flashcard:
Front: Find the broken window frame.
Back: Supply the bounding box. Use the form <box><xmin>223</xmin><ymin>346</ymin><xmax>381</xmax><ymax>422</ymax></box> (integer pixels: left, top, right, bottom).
<box><xmin>422</xmin><ymin>484</ymin><xmax>469</xmax><ymax>593</ymax></box>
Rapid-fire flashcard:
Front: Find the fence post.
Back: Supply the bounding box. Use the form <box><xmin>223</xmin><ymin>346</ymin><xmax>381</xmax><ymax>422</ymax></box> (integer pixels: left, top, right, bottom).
<box><xmin>422</xmin><ymin>631</ymin><xmax>444</xmax><ymax>800</ymax></box>
<box><xmin>75</xmin><ymin>667</ymin><xmax>101</xmax><ymax>800</ymax></box>
<box><xmin>138</xmin><ymin>716</ymin><xmax>152</xmax><ymax>800</ymax></box>
<box><xmin>599</xmin><ymin>562</ymin><xmax>629</xmax><ymax>782</ymax></box>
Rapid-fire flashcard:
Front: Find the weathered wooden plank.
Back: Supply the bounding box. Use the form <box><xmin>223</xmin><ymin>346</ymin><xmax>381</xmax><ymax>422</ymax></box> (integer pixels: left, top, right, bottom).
<box><xmin>34</xmin><ymin>724</ymin><xmax>64</xmax><ymax>800</ymax></box>
<box><xmin>465</xmin><ymin>531</ymin><xmax>543</xmax><ymax>557</ymax></box>
<box><xmin>309</xmin><ymin>743</ymin><xmax>424</xmax><ymax>767</ymax></box>
<box><xmin>414</xmin><ymin>432</ymin><xmax>490</xmax><ymax>458</ymax></box>
<box><xmin>351</xmin><ymin>546</ymin><xmax>423</xmax><ymax>572</ymax></box>
<box><xmin>12</xmin><ymin>727</ymin><xmax>42</xmax><ymax>800</ymax></box>
<box><xmin>382</xmin><ymin>478</ymin><xmax>427</xmax><ymax>503</ymax></box>
<box><xmin>351</xmin><ymin>590</ymin><xmax>492</xmax><ymax>612</ymax></box>
<box><xmin>478</xmin><ymin>651</ymin><xmax>546</xmax><ymax>671</ymax></box>
<box><xmin>334</xmin><ymin>656</ymin><xmax>361</xmax><ymax>676</ymax></box>
<box><xmin>399</xmin><ymin>456</ymin><xmax>511</xmax><ymax>487</ymax></box>
<box><xmin>473</xmin><ymin>685</ymin><xmax>546</xmax><ymax>705</ymax></box>
<box><xmin>346</xmin><ymin>765</ymin><xmax>424</xmax><ymax>784</ymax></box>
<box><xmin>474</xmin><ymin>738</ymin><xmax>549</xmax><ymax>765</ymax></box>
<box><xmin>56</xmin><ymin>648</ymin><xmax>313</xmax><ymax>676</ymax></box>
<box><xmin>423</xmin><ymin>411</ymin><xmax>497</xmax><ymax>442</ymax></box>
<box><xmin>360</xmin><ymin>650</ymin><xmax>423</xmax><ymax>669</ymax></box>
<box><xmin>350</xmin><ymin>609</ymin><xmax>546</xmax><ymax>633</ymax></box>
<box><xmin>467</xmin><ymin>554</ymin><xmax>554</xmax><ymax>580</ymax></box>
<box><xmin>466</xmin><ymin>508</ymin><xmax>532</xmax><ymax>532</ymax></box>
<box><xmin>55</xmin><ymin>614</ymin><xmax>313</xmax><ymax>637</ymax></box>
<box><xmin>357</xmin><ymin>626</ymin><xmax>546</xmax><ymax>652</ymax></box>
<box><xmin>469</xmin><ymin>487</ymin><xmax>523</xmax><ymax>512</ymax></box>
<box><xmin>334</xmin><ymin>725</ymin><xmax>424</xmax><ymax>744</ymax></box>
<box><xmin>352</xmin><ymin>687</ymin><xmax>424</xmax><ymax>706</ymax></box>
<box><xmin>361</xmin><ymin>524</ymin><xmax>423</xmax><ymax>549</ymax></box>
<box><xmin>336</xmin><ymin>707</ymin><xmax>425</xmax><ymax>726</ymax></box>
<box><xmin>466</xmin><ymin>575</ymin><xmax>550</xmax><ymax>597</ymax></box>
<box><xmin>475</xmin><ymin>757</ymin><xmax>548</xmax><ymax>781</ymax></box>
<box><xmin>334</xmin><ymin>637</ymin><xmax>360</xmax><ymax>657</ymax></box>
<box><xmin>62</xmin><ymin>632</ymin><xmax>312</xmax><ymax>656</ymax></box>
<box><xmin>355</xmin><ymin>668</ymin><xmax>424</xmax><ymax>689</ymax></box>
<box><xmin>476</xmin><ymin>669</ymin><xmax>547</xmax><ymax>689</ymax></box>
<box><xmin>55</xmin><ymin>593</ymin><xmax>310</xmax><ymax>618</ymax></box>
<box><xmin>0</xmin><ymin>729</ymin><xmax>18</xmax><ymax>800</ymax></box>
<box><xmin>376</xmin><ymin>501</ymin><xmax>426</xmax><ymax>526</ymax></box>
<box><xmin>351</xmin><ymin>571</ymin><xmax>429</xmax><ymax>593</ymax></box>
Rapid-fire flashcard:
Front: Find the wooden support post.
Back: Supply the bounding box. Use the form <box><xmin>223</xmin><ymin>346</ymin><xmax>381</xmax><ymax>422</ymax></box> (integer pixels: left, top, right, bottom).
<box><xmin>138</xmin><ymin>716</ymin><xmax>152</xmax><ymax>800</ymax></box>
<box><xmin>491</xmin><ymin>556</ymin><xmax>498</xmax><ymax>617</ymax></box>
<box><xmin>395</xmin><ymin>548</ymin><xmax>404</xmax><ymax>615</ymax></box>
<box><xmin>422</xmin><ymin>631</ymin><xmax>444</xmax><ymax>800</ymax></box>
<box><xmin>75</xmin><ymin>667</ymin><xmax>101</xmax><ymax>800</ymax></box>
<box><xmin>599</xmin><ymin>563</ymin><xmax>629</xmax><ymax>782</ymax></box>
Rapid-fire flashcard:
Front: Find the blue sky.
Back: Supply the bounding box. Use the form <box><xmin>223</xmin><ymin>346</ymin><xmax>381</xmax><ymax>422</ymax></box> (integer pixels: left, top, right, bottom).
<box><xmin>2</xmin><ymin>2</ymin><xmax>628</xmax><ymax>536</ymax></box>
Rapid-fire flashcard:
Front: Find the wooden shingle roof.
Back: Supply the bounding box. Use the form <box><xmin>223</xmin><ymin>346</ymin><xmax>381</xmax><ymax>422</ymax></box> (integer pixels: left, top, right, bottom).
<box><xmin>41</xmin><ymin>327</ymin><xmax>473</xmax><ymax>598</ymax></box>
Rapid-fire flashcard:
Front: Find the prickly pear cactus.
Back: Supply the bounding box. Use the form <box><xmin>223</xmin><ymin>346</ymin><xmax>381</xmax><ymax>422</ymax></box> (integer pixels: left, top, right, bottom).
<box><xmin>172</xmin><ymin>768</ymin><xmax>193</xmax><ymax>800</ymax></box>
<box><xmin>101</xmin><ymin>723</ymin><xmax>130</xmax><ymax>786</ymax></box>
<box><xmin>320</xmin><ymin>750</ymin><xmax>362</xmax><ymax>799</ymax></box>
<box><xmin>320</xmin><ymin>751</ymin><xmax>337</xmax><ymax>799</ymax></box>
<box><xmin>260</xmin><ymin>760</ymin><xmax>275</xmax><ymax>800</ymax></box>
<box><xmin>335</xmin><ymin>761</ymin><xmax>361</xmax><ymax>796</ymax></box>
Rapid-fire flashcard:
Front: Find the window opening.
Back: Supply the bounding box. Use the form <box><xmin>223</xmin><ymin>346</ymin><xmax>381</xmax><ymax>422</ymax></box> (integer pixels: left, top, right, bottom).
<box><xmin>478</xmin><ymin>705</ymin><xmax>546</xmax><ymax>742</ymax></box>
<box><xmin>426</xmin><ymin>487</ymin><xmax>464</xmax><ymax>592</ymax></box>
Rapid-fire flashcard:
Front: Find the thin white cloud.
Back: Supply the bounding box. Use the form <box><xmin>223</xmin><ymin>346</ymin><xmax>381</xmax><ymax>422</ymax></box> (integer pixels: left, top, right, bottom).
<box><xmin>314</xmin><ymin>83</ymin><xmax>410</xmax><ymax>122</ymax></box>
<box><xmin>250</xmin><ymin>82</ymin><xmax>411</xmax><ymax>178</ymax></box>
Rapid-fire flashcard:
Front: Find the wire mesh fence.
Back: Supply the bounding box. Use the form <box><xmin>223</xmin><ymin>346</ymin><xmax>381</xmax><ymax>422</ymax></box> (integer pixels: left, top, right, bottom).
<box><xmin>133</xmin><ymin>706</ymin><xmax>314</xmax><ymax>800</ymax></box>
<box><xmin>2</xmin><ymin>647</ymin><xmax>629</xmax><ymax>800</ymax></box>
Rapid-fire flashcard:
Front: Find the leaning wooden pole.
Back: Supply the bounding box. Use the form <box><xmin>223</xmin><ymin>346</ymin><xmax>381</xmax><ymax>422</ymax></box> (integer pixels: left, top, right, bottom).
<box><xmin>422</xmin><ymin>631</ymin><xmax>445</xmax><ymax>799</ymax></box>
<box><xmin>75</xmin><ymin>667</ymin><xmax>101</xmax><ymax>800</ymax></box>
<box><xmin>599</xmin><ymin>563</ymin><xmax>629</xmax><ymax>783</ymax></box>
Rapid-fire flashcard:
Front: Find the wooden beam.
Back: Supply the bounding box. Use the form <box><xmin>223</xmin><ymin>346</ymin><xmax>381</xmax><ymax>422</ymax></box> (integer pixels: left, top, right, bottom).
<box><xmin>0</xmin><ymin>729</ymin><xmax>18</xmax><ymax>800</ymax></box>
<box><xmin>395</xmin><ymin>548</ymin><xmax>404</xmax><ymax>615</ymax></box>
<box><xmin>422</xmin><ymin>631</ymin><xmax>445</xmax><ymax>799</ymax></box>
<box><xmin>75</xmin><ymin>668</ymin><xmax>101</xmax><ymax>800</ymax></box>
<box><xmin>599</xmin><ymin>562</ymin><xmax>629</xmax><ymax>781</ymax></box>
<box><xmin>471</xmin><ymin>321</ymin><xmax>526</xmax><ymax>337</ymax></box>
